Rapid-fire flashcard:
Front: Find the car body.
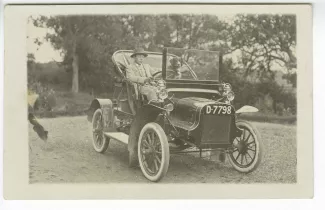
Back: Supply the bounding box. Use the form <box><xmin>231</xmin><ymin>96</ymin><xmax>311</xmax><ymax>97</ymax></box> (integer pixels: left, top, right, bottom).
<box><xmin>87</xmin><ymin>47</ymin><xmax>263</xmax><ymax>182</ymax></box>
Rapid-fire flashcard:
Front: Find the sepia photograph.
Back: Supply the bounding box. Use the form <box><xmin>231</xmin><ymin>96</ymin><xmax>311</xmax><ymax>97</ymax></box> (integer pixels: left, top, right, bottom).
<box><xmin>3</xmin><ymin>4</ymin><xmax>313</xmax><ymax>199</ymax></box>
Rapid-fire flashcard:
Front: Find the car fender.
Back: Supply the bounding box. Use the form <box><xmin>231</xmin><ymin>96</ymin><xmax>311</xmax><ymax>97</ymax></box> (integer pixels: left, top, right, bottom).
<box><xmin>87</xmin><ymin>99</ymin><xmax>115</xmax><ymax>132</ymax></box>
<box><xmin>128</xmin><ymin>104</ymin><xmax>163</xmax><ymax>154</ymax></box>
<box><xmin>235</xmin><ymin>105</ymin><xmax>259</xmax><ymax>114</ymax></box>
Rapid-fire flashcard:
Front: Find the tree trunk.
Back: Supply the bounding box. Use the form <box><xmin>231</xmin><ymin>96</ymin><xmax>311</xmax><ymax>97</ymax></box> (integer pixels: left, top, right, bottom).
<box><xmin>176</xmin><ymin>20</ymin><xmax>179</xmax><ymax>44</ymax></box>
<box><xmin>188</xmin><ymin>22</ymin><xmax>193</xmax><ymax>49</ymax></box>
<box><xmin>71</xmin><ymin>41</ymin><xmax>79</xmax><ymax>93</ymax></box>
<box><xmin>272</xmin><ymin>99</ymin><xmax>277</xmax><ymax>114</ymax></box>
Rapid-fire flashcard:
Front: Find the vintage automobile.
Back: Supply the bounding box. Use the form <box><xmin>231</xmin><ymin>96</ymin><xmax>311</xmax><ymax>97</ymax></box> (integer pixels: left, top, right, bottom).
<box><xmin>87</xmin><ymin>47</ymin><xmax>263</xmax><ymax>182</ymax></box>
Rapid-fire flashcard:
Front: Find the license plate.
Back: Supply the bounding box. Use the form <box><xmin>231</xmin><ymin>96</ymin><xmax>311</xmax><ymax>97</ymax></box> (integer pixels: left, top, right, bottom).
<box><xmin>205</xmin><ymin>105</ymin><xmax>233</xmax><ymax>115</ymax></box>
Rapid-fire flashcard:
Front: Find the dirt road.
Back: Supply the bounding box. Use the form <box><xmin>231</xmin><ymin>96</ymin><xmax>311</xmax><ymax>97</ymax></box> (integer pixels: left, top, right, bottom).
<box><xmin>29</xmin><ymin>116</ymin><xmax>296</xmax><ymax>183</ymax></box>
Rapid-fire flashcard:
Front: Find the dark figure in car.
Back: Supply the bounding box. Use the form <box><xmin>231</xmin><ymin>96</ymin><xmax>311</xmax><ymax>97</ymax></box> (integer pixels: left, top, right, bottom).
<box><xmin>167</xmin><ymin>57</ymin><xmax>182</xmax><ymax>79</ymax></box>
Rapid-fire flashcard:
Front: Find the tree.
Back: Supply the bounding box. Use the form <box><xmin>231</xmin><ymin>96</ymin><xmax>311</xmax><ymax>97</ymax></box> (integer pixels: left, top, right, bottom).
<box><xmin>32</xmin><ymin>16</ymin><xmax>101</xmax><ymax>93</ymax></box>
<box><xmin>225</xmin><ymin>14</ymin><xmax>296</xmax><ymax>80</ymax></box>
<box><xmin>27</xmin><ymin>53</ymin><xmax>35</xmax><ymax>69</ymax></box>
<box><xmin>27</xmin><ymin>53</ymin><xmax>36</xmax><ymax>84</ymax></box>
<box><xmin>282</xmin><ymin>72</ymin><xmax>297</xmax><ymax>88</ymax></box>
<box><xmin>30</xmin><ymin>14</ymin><xmax>296</xmax><ymax>114</ymax></box>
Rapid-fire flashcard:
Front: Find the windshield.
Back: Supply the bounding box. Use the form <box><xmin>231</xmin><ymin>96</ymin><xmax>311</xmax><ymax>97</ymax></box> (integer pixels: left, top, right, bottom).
<box><xmin>112</xmin><ymin>49</ymin><xmax>221</xmax><ymax>81</ymax></box>
<box><xmin>112</xmin><ymin>50</ymin><xmax>162</xmax><ymax>72</ymax></box>
<box><xmin>164</xmin><ymin>48</ymin><xmax>221</xmax><ymax>81</ymax></box>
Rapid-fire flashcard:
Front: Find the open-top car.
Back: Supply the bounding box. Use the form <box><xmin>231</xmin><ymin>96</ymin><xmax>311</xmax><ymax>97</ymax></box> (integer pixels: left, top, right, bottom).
<box><xmin>87</xmin><ymin>47</ymin><xmax>263</xmax><ymax>182</ymax></box>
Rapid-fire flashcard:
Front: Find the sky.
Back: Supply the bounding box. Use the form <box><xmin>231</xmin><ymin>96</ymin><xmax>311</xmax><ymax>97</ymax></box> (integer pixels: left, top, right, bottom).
<box><xmin>27</xmin><ymin>18</ymin><xmax>63</xmax><ymax>63</ymax></box>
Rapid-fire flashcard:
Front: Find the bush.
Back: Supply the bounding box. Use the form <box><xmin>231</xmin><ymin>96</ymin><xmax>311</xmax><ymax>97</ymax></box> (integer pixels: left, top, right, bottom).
<box><xmin>220</xmin><ymin>64</ymin><xmax>297</xmax><ymax>115</ymax></box>
<box><xmin>52</xmin><ymin>76</ymin><xmax>60</xmax><ymax>84</ymax></box>
<box><xmin>28</xmin><ymin>81</ymin><xmax>57</xmax><ymax>112</ymax></box>
<box><xmin>38</xmin><ymin>74</ymin><xmax>49</xmax><ymax>84</ymax></box>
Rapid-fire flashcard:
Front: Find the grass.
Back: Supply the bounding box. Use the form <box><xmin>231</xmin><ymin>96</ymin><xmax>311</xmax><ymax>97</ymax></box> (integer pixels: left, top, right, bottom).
<box><xmin>238</xmin><ymin>113</ymin><xmax>296</xmax><ymax>124</ymax></box>
<box><xmin>33</xmin><ymin>91</ymin><xmax>96</xmax><ymax>118</ymax></box>
<box><xmin>33</xmin><ymin>91</ymin><xmax>115</xmax><ymax>118</ymax></box>
<box><xmin>33</xmin><ymin>90</ymin><xmax>296</xmax><ymax>124</ymax></box>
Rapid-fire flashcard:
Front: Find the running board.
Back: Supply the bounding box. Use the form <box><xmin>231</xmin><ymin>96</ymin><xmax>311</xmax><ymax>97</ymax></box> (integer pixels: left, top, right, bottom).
<box><xmin>104</xmin><ymin>132</ymin><xmax>129</xmax><ymax>145</ymax></box>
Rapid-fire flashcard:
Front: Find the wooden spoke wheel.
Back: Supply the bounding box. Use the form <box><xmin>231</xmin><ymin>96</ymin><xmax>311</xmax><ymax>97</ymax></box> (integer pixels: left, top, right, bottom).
<box><xmin>227</xmin><ymin>120</ymin><xmax>263</xmax><ymax>173</ymax></box>
<box><xmin>138</xmin><ymin>122</ymin><xmax>170</xmax><ymax>182</ymax></box>
<box><xmin>91</xmin><ymin>109</ymin><xmax>110</xmax><ymax>153</ymax></box>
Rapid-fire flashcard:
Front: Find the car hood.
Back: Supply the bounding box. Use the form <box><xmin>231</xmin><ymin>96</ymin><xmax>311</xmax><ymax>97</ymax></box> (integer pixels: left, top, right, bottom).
<box><xmin>172</xmin><ymin>97</ymin><xmax>216</xmax><ymax>109</ymax></box>
<box><xmin>169</xmin><ymin>97</ymin><xmax>217</xmax><ymax>131</ymax></box>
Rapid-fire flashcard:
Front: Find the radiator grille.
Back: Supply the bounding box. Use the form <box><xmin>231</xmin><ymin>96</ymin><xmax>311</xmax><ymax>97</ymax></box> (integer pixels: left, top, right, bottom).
<box><xmin>200</xmin><ymin>115</ymin><xmax>232</xmax><ymax>146</ymax></box>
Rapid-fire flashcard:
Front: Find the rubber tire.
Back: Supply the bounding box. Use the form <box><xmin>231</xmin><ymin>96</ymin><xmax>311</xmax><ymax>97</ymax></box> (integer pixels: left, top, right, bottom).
<box><xmin>138</xmin><ymin>122</ymin><xmax>170</xmax><ymax>182</ymax></box>
<box><xmin>227</xmin><ymin>120</ymin><xmax>263</xmax><ymax>173</ymax></box>
<box><xmin>91</xmin><ymin>109</ymin><xmax>110</xmax><ymax>153</ymax></box>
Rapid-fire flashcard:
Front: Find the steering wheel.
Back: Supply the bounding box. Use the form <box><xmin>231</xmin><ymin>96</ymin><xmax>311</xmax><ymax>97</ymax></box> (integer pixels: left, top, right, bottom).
<box><xmin>152</xmin><ymin>70</ymin><xmax>181</xmax><ymax>79</ymax></box>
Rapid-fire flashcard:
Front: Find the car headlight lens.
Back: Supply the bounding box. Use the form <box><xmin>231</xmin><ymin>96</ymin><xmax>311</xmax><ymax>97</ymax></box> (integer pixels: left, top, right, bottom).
<box><xmin>223</xmin><ymin>83</ymin><xmax>232</xmax><ymax>93</ymax></box>
<box><xmin>227</xmin><ymin>91</ymin><xmax>235</xmax><ymax>101</ymax></box>
<box><xmin>164</xmin><ymin>103</ymin><xmax>174</xmax><ymax>112</ymax></box>
<box><xmin>221</xmin><ymin>83</ymin><xmax>235</xmax><ymax>102</ymax></box>
<box><xmin>157</xmin><ymin>80</ymin><xmax>166</xmax><ymax>88</ymax></box>
<box><xmin>156</xmin><ymin>80</ymin><xmax>168</xmax><ymax>100</ymax></box>
<box><xmin>158</xmin><ymin>89</ymin><xmax>168</xmax><ymax>100</ymax></box>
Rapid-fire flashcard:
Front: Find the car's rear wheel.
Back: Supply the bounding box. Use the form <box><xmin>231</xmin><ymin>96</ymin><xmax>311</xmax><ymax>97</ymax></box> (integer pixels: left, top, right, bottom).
<box><xmin>227</xmin><ymin>120</ymin><xmax>263</xmax><ymax>173</ymax></box>
<box><xmin>138</xmin><ymin>122</ymin><xmax>170</xmax><ymax>182</ymax></box>
<box><xmin>91</xmin><ymin>109</ymin><xmax>110</xmax><ymax>153</ymax></box>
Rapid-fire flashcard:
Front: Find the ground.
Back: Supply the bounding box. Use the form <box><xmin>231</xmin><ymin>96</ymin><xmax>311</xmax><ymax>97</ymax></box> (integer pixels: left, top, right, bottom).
<box><xmin>29</xmin><ymin>116</ymin><xmax>296</xmax><ymax>183</ymax></box>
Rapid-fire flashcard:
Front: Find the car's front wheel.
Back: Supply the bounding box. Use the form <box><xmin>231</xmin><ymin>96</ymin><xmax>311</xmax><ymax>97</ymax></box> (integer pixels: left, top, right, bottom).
<box><xmin>138</xmin><ymin>122</ymin><xmax>170</xmax><ymax>182</ymax></box>
<box><xmin>227</xmin><ymin>120</ymin><xmax>263</xmax><ymax>173</ymax></box>
<box><xmin>91</xmin><ymin>109</ymin><xmax>110</xmax><ymax>153</ymax></box>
